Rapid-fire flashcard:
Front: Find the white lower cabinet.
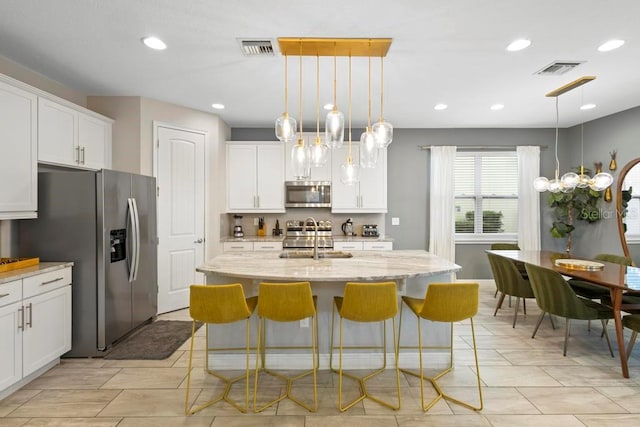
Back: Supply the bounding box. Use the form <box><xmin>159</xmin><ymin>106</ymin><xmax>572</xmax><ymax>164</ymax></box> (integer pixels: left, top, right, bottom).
<box><xmin>253</xmin><ymin>242</ymin><xmax>283</xmax><ymax>251</ymax></box>
<box><xmin>0</xmin><ymin>266</ymin><xmax>72</xmax><ymax>397</ymax></box>
<box><xmin>223</xmin><ymin>242</ymin><xmax>254</xmax><ymax>252</ymax></box>
<box><xmin>334</xmin><ymin>241</ymin><xmax>393</xmax><ymax>251</ymax></box>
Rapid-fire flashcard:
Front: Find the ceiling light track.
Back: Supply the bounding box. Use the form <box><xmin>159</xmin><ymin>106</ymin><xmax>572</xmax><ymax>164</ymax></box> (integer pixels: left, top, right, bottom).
<box><xmin>278</xmin><ymin>38</ymin><xmax>392</xmax><ymax>57</ymax></box>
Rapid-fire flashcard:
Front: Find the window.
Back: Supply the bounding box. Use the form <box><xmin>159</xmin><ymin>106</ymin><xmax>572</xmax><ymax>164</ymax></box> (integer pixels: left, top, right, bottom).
<box><xmin>454</xmin><ymin>152</ymin><xmax>518</xmax><ymax>240</ymax></box>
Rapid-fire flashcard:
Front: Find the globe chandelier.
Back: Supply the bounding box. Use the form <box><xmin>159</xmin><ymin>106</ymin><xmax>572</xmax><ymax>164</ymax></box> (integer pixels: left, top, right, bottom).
<box><xmin>533</xmin><ymin>76</ymin><xmax>613</xmax><ymax>193</ymax></box>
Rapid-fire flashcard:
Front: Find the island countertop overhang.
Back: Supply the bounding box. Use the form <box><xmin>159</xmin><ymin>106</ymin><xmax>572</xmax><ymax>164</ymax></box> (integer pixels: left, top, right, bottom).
<box><xmin>196</xmin><ymin>250</ymin><xmax>461</xmax><ymax>282</ymax></box>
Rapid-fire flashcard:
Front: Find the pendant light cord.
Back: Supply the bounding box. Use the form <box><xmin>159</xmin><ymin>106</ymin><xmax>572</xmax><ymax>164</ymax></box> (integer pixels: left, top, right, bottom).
<box><xmin>298</xmin><ymin>41</ymin><xmax>303</xmax><ymax>142</ymax></box>
<box><xmin>333</xmin><ymin>43</ymin><xmax>337</xmax><ymax>111</ymax></box>
<box><xmin>580</xmin><ymin>87</ymin><xmax>585</xmax><ymax>176</ymax></box>
<box><xmin>284</xmin><ymin>55</ymin><xmax>288</xmax><ymax>114</ymax></box>
<box><xmin>316</xmin><ymin>54</ymin><xmax>320</xmax><ymax>142</ymax></box>
<box><xmin>554</xmin><ymin>96</ymin><xmax>560</xmax><ymax>180</ymax></box>
<box><xmin>379</xmin><ymin>56</ymin><xmax>384</xmax><ymax>120</ymax></box>
<box><xmin>347</xmin><ymin>54</ymin><xmax>352</xmax><ymax>163</ymax></box>
<box><xmin>367</xmin><ymin>41</ymin><xmax>372</xmax><ymax>129</ymax></box>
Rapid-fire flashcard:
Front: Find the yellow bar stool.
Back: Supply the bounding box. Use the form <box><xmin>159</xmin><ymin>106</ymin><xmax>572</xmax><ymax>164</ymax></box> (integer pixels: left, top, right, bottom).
<box><xmin>253</xmin><ymin>281</ymin><xmax>318</xmax><ymax>412</ymax></box>
<box><xmin>329</xmin><ymin>281</ymin><xmax>401</xmax><ymax>411</ymax></box>
<box><xmin>398</xmin><ymin>282</ymin><xmax>483</xmax><ymax>412</ymax></box>
<box><xmin>184</xmin><ymin>284</ymin><xmax>257</xmax><ymax>414</ymax></box>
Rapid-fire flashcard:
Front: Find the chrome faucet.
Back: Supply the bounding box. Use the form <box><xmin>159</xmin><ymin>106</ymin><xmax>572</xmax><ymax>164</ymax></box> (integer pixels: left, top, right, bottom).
<box><xmin>304</xmin><ymin>217</ymin><xmax>319</xmax><ymax>260</ymax></box>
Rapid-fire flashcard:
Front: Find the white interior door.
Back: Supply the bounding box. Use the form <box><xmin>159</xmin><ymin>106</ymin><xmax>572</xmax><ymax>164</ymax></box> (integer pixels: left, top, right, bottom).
<box><xmin>156</xmin><ymin>125</ymin><xmax>205</xmax><ymax>313</ymax></box>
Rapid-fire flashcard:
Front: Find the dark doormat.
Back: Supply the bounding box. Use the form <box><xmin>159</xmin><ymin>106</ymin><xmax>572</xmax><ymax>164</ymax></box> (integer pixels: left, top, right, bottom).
<box><xmin>105</xmin><ymin>320</ymin><xmax>203</xmax><ymax>360</ymax></box>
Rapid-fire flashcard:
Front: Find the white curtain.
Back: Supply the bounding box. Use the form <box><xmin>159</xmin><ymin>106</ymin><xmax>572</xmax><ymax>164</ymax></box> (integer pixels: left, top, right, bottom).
<box><xmin>517</xmin><ymin>146</ymin><xmax>541</xmax><ymax>250</ymax></box>
<box><xmin>428</xmin><ymin>146</ymin><xmax>457</xmax><ymax>262</ymax></box>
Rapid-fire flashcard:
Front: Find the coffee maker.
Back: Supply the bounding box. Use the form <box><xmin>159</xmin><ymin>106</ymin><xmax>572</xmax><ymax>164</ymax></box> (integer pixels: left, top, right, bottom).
<box><xmin>233</xmin><ymin>214</ymin><xmax>244</xmax><ymax>238</ymax></box>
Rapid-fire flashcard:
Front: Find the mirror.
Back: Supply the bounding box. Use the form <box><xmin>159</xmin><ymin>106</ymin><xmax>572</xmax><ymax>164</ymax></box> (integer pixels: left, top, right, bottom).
<box><xmin>616</xmin><ymin>157</ymin><xmax>640</xmax><ymax>257</ymax></box>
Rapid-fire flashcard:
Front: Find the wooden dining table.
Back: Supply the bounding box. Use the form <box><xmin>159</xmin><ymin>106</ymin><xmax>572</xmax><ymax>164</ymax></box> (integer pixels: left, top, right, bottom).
<box><xmin>488</xmin><ymin>249</ymin><xmax>640</xmax><ymax>378</ymax></box>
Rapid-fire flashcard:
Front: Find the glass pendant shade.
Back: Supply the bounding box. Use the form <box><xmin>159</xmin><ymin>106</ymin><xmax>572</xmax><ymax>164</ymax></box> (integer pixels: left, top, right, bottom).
<box><xmin>547</xmin><ymin>178</ymin><xmax>562</xmax><ymax>193</ymax></box>
<box><xmin>590</xmin><ymin>172</ymin><xmax>614</xmax><ymax>191</ymax></box>
<box><xmin>359</xmin><ymin>128</ymin><xmax>378</xmax><ymax>168</ymax></box>
<box><xmin>372</xmin><ymin>119</ymin><xmax>393</xmax><ymax>148</ymax></box>
<box><xmin>310</xmin><ymin>137</ymin><xmax>328</xmax><ymax>166</ymax></box>
<box><xmin>533</xmin><ymin>176</ymin><xmax>549</xmax><ymax>192</ymax></box>
<box><xmin>275</xmin><ymin>113</ymin><xmax>297</xmax><ymax>142</ymax></box>
<box><xmin>560</xmin><ymin>172</ymin><xmax>579</xmax><ymax>190</ymax></box>
<box><xmin>291</xmin><ymin>140</ymin><xmax>310</xmax><ymax>180</ymax></box>
<box><xmin>340</xmin><ymin>160</ymin><xmax>359</xmax><ymax>185</ymax></box>
<box><xmin>325</xmin><ymin>109</ymin><xmax>345</xmax><ymax>148</ymax></box>
<box><xmin>577</xmin><ymin>173</ymin><xmax>591</xmax><ymax>188</ymax></box>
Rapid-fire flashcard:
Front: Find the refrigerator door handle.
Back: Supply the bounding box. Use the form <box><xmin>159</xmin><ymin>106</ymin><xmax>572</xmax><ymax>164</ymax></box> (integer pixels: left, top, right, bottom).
<box><xmin>127</xmin><ymin>198</ymin><xmax>138</xmax><ymax>283</ymax></box>
<box><xmin>131</xmin><ymin>197</ymin><xmax>141</xmax><ymax>282</ymax></box>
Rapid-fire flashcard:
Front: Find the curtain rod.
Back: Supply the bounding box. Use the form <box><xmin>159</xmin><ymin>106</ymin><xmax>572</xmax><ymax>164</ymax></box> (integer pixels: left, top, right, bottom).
<box><xmin>418</xmin><ymin>145</ymin><xmax>548</xmax><ymax>151</ymax></box>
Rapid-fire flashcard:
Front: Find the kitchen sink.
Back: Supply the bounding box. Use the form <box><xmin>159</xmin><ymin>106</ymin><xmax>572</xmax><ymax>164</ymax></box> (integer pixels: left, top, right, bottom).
<box><xmin>279</xmin><ymin>250</ymin><xmax>353</xmax><ymax>259</ymax></box>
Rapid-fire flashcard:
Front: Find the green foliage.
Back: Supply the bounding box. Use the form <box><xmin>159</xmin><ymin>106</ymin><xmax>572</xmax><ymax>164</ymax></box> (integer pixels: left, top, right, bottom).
<box><xmin>547</xmin><ymin>186</ymin><xmax>604</xmax><ymax>239</ymax></box>
<box><xmin>455</xmin><ymin>210</ymin><xmax>503</xmax><ymax>233</ymax></box>
<box><xmin>621</xmin><ymin>187</ymin><xmax>633</xmax><ymax>233</ymax></box>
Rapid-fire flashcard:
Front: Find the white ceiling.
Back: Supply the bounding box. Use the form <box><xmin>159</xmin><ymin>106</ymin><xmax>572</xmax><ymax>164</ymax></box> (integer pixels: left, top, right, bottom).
<box><xmin>1</xmin><ymin>0</ymin><xmax>639</xmax><ymax>129</ymax></box>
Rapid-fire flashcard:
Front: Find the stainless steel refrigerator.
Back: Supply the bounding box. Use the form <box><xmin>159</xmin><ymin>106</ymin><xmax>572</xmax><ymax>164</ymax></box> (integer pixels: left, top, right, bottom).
<box><xmin>18</xmin><ymin>169</ymin><xmax>158</xmax><ymax>357</ymax></box>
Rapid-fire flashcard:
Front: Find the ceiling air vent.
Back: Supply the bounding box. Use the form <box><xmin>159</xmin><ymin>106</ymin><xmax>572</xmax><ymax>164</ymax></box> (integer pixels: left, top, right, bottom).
<box><xmin>238</xmin><ymin>39</ymin><xmax>275</xmax><ymax>56</ymax></box>
<box><xmin>535</xmin><ymin>61</ymin><xmax>585</xmax><ymax>76</ymax></box>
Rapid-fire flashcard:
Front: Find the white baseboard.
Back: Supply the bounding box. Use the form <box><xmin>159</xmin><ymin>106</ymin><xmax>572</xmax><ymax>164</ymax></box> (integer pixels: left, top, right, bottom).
<box><xmin>0</xmin><ymin>359</ymin><xmax>59</xmax><ymax>400</ymax></box>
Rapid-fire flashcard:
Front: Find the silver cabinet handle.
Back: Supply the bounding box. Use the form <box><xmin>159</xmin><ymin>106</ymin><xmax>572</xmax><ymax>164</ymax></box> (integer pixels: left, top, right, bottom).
<box><xmin>0</xmin><ymin>293</ymin><xmax>9</xmax><ymax>298</ymax></box>
<box><xmin>81</xmin><ymin>146</ymin><xmax>86</xmax><ymax>164</ymax></box>
<box><xmin>26</xmin><ymin>302</ymin><xmax>33</xmax><ymax>328</ymax></box>
<box><xmin>194</xmin><ymin>238</ymin><xmax>204</xmax><ymax>243</ymax></box>
<box><xmin>41</xmin><ymin>277</ymin><xmax>64</xmax><ymax>286</ymax></box>
<box><xmin>256</xmin><ymin>195</ymin><xmax>260</xmax><ymax>208</ymax></box>
<box><xmin>75</xmin><ymin>146</ymin><xmax>81</xmax><ymax>163</ymax></box>
<box><xmin>18</xmin><ymin>306</ymin><xmax>24</xmax><ymax>330</ymax></box>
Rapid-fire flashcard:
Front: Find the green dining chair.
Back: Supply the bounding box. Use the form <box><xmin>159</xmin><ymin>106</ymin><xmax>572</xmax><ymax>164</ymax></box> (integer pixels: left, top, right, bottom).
<box><xmin>487</xmin><ymin>252</ymin><xmax>535</xmax><ymax>328</ymax></box>
<box><xmin>568</xmin><ymin>253</ymin><xmax>634</xmax><ymax>299</ymax></box>
<box><xmin>623</xmin><ymin>314</ymin><xmax>640</xmax><ymax>359</ymax></box>
<box><xmin>489</xmin><ymin>243</ymin><xmax>525</xmax><ymax>299</ymax></box>
<box><xmin>525</xmin><ymin>263</ymin><xmax>615</xmax><ymax>357</ymax></box>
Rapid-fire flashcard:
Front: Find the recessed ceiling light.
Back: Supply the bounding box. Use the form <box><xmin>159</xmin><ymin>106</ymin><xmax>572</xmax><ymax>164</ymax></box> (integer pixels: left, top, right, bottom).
<box><xmin>490</xmin><ymin>104</ymin><xmax>504</xmax><ymax>111</ymax></box>
<box><xmin>211</xmin><ymin>103</ymin><xmax>225</xmax><ymax>110</ymax></box>
<box><xmin>142</xmin><ymin>36</ymin><xmax>167</xmax><ymax>50</ymax></box>
<box><xmin>323</xmin><ymin>103</ymin><xmax>334</xmax><ymax>111</ymax></box>
<box><xmin>598</xmin><ymin>39</ymin><xmax>625</xmax><ymax>52</ymax></box>
<box><xmin>580</xmin><ymin>103</ymin><xmax>597</xmax><ymax>110</ymax></box>
<box><xmin>506</xmin><ymin>39</ymin><xmax>531</xmax><ymax>52</ymax></box>
<box><xmin>434</xmin><ymin>103</ymin><xmax>448</xmax><ymax>111</ymax></box>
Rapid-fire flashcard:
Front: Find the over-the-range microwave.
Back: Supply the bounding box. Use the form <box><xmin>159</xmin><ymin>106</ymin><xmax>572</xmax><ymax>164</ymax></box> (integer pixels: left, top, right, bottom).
<box><xmin>285</xmin><ymin>181</ymin><xmax>331</xmax><ymax>208</ymax></box>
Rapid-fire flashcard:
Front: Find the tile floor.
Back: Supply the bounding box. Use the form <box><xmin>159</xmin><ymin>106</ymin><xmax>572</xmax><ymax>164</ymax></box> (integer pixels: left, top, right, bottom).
<box><xmin>2</xmin><ymin>281</ymin><xmax>640</xmax><ymax>426</ymax></box>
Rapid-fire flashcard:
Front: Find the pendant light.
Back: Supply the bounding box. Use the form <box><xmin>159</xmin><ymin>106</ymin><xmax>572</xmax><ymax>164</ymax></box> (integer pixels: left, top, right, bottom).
<box><xmin>341</xmin><ymin>55</ymin><xmax>359</xmax><ymax>185</ymax></box>
<box><xmin>310</xmin><ymin>54</ymin><xmax>328</xmax><ymax>166</ymax></box>
<box><xmin>359</xmin><ymin>44</ymin><xmax>378</xmax><ymax>168</ymax></box>
<box><xmin>325</xmin><ymin>43</ymin><xmax>344</xmax><ymax>148</ymax></box>
<box><xmin>372</xmin><ymin>56</ymin><xmax>393</xmax><ymax>147</ymax></box>
<box><xmin>275</xmin><ymin>55</ymin><xmax>297</xmax><ymax>142</ymax></box>
<box><xmin>534</xmin><ymin>97</ymin><xmax>576</xmax><ymax>193</ymax></box>
<box><xmin>291</xmin><ymin>47</ymin><xmax>310</xmax><ymax>179</ymax></box>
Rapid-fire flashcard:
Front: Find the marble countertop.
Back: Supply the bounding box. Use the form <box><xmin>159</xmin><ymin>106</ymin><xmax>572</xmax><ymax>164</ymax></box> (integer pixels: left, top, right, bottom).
<box><xmin>0</xmin><ymin>262</ymin><xmax>74</xmax><ymax>285</ymax></box>
<box><xmin>197</xmin><ymin>250</ymin><xmax>460</xmax><ymax>282</ymax></box>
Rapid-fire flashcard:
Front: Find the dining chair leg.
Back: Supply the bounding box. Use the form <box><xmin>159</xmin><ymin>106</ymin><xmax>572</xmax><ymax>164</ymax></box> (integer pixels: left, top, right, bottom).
<box><xmin>512</xmin><ymin>297</ymin><xmax>520</xmax><ymax>328</ymax></box>
<box><xmin>563</xmin><ymin>318</ymin><xmax>571</xmax><ymax>356</ymax></box>
<box><xmin>494</xmin><ymin>293</ymin><xmax>506</xmax><ymax>316</ymax></box>
<box><xmin>627</xmin><ymin>331</ymin><xmax>638</xmax><ymax>360</ymax></box>
<box><xmin>523</xmin><ymin>298</ymin><xmax>527</xmax><ymax>315</ymax></box>
<box><xmin>494</xmin><ymin>289</ymin><xmax>498</xmax><ymax>298</ymax></box>
<box><xmin>549</xmin><ymin>313</ymin><xmax>556</xmax><ymax>330</ymax></box>
<box><xmin>532</xmin><ymin>311</ymin><xmax>545</xmax><ymax>338</ymax></box>
<box><xmin>601</xmin><ymin>319</ymin><xmax>614</xmax><ymax>357</ymax></box>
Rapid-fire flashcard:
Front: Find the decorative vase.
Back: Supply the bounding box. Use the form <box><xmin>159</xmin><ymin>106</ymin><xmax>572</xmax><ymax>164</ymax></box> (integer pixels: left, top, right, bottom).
<box><xmin>605</xmin><ymin>187</ymin><xmax>613</xmax><ymax>203</ymax></box>
<box><xmin>609</xmin><ymin>150</ymin><xmax>617</xmax><ymax>171</ymax></box>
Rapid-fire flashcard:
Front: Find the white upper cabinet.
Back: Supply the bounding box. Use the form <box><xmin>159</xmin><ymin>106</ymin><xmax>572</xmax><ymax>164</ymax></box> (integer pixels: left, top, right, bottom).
<box><xmin>331</xmin><ymin>145</ymin><xmax>387</xmax><ymax>213</ymax></box>
<box><xmin>38</xmin><ymin>97</ymin><xmax>112</xmax><ymax>170</ymax></box>
<box><xmin>227</xmin><ymin>141</ymin><xmax>285</xmax><ymax>212</ymax></box>
<box><xmin>284</xmin><ymin>133</ymin><xmax>332</xmax><ymax>182</ymax></box>
<box><xmin>0</xmin><ymin>79</ymin><xmax>37</xmax><ymax>219</ymax></box>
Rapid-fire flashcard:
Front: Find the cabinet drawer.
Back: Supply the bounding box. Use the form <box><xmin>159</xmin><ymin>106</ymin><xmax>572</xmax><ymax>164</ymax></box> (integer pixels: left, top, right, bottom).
<box><xmin>362</xmin><ymin>241</ymin><xmax>393</xmax><ymax>251</ymax></box>
<box><xmin>253</xmin><ymin>242</ymin><xmax>283</xmax><ymax>251</ymax></box>
<box><xmin>223</xmin><ymin>242</ymin><xmax>254</xmax><ymax>252</ymax></box>
<box><xmin>334</xmin><ymin>242</ymin><xmax>363</xmax><ymax>251</ymax></box>
<box><xmin>23</xmin><ymin>267</ymin><xmax>72</xmax><ymax>299</ymax></box>
<box><xmin>0</xmin><ymin>280</ymin><xmax>21</xmax><ymax>308</ymax></box>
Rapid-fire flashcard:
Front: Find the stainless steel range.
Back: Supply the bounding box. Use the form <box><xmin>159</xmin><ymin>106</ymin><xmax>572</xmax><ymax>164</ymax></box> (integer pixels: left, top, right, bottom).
<box><xmin>282</xmin><ymin>219</ymin><xmax>333</xmax><ymax>249</ymax></box>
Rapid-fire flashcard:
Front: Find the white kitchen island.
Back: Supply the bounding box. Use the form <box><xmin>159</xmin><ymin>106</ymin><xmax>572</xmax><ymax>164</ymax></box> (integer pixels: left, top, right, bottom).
<box><xmin>196</xmin><ymin>250</ymin><xmax>461</xmax><ymax>369</ymax></box>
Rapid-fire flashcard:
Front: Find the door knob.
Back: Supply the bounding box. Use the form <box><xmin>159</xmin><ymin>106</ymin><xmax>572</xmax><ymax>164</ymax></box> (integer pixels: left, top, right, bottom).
<box><xmin>194</xmin><ymin>238</ymin><xmax>204</xmax><ymax>243</ymax></box>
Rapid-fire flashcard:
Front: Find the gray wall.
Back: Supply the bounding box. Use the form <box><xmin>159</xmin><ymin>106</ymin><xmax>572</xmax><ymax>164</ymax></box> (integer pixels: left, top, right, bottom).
<box><xmin>232</xmin><ymin>112</ymin><xmax>640</xmax><ymax>280</ymax></box>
